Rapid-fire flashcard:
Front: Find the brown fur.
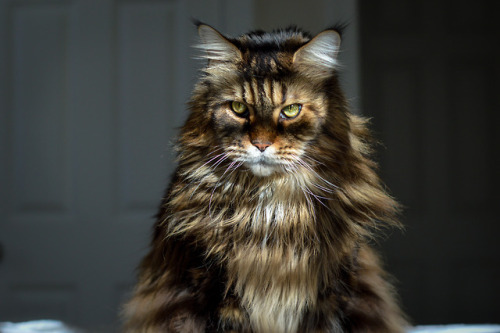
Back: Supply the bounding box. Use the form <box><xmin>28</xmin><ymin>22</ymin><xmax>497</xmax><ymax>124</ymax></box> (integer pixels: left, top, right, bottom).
<box><xmin>123</xmin><ymin>24</ymin><xmax>408</xmax><ymax>332</ymax></box>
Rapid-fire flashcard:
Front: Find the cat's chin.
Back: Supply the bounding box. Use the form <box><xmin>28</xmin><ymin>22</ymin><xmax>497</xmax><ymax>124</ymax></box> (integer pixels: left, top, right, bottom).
<box><xmin>247</xmin><ymin>162</ymin><xmax>278</xmax><ymax>177</ymax></box>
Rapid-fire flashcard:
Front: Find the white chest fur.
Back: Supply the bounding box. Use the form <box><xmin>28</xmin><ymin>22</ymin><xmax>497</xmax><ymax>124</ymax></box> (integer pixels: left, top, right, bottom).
<box><xmin>227</xmin><ymin>184</ymin><xmax>319</xmax><ymax>333</ymax></box>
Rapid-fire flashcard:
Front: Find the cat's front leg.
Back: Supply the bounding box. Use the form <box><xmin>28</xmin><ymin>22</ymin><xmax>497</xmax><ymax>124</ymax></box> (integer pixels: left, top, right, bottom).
<box><xmin>123</xmin><ymin>283</ymin><xmax>209</xmax><ymax>332</ymax></box>
<box><xmin>300</xmin><ymin>246</ymin><xmax>407</xmax><ymax>333</ymax></box>
<box><xmin>341</xmin><ymin>246</ymin><xmax>408</xmax><ymax>333</ymax></box>
<box><xmin>123</xmin><ymin>236</ymin><xmax>224</xmax><ymax>332</ymax></box>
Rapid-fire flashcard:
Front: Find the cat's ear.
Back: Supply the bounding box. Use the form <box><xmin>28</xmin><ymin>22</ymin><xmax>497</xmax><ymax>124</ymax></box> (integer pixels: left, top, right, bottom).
<box><xmin>293</xmin><ymin>29</ymin><xmax>341</xmax><ymax>78</ymax></box>
<box><xmin>196</xmin><ymin>24</ymin><xmax>242</xmax><ymax>65</ymax></box>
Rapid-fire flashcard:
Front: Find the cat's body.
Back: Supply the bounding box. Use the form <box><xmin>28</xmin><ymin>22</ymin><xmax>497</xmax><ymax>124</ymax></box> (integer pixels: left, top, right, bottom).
<box><xmin>123</xmin><ymin>24</ymin><xmax>407</xmax><ymax>332</ymax></box>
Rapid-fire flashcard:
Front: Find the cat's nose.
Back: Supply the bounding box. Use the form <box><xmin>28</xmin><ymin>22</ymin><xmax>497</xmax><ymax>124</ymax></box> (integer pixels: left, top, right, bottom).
<box><xmin>252</xmin><ymin>141</ymin><xmax>272</xmax><ymax>152</ymax></box>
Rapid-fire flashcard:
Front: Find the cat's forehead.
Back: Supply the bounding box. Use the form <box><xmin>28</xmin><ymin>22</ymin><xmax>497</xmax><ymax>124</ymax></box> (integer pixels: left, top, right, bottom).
<box><xmin>219</xmin><ymin>76</ymin><xmax>312</xmax><ymax>110</ymax></box>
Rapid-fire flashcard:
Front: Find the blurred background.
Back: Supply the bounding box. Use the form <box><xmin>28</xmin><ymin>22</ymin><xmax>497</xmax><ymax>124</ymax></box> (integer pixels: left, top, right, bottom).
<box><xmin>0</xmin><ymin>0</ymin><xmax>498</xmax><ymax>331</ymax></box>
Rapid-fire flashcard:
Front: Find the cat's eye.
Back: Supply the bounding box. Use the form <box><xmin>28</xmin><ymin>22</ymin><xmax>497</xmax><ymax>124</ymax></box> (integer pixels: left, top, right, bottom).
<box><xmin>281</xmin><ymin>104</ymin><xmax>302</xmax><ymax>119</ymax></box>
<box><xmin>231</xmin><ymin>101</ymin><xmax>248</xmax><ymax>116</ymax></box>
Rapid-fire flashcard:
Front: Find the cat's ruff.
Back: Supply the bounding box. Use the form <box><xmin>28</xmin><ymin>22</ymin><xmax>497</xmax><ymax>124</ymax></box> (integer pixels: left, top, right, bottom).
<box><xmin>123</xmin><ymin>23</ymin><xmax>407</xmax><ymax>333</ymax></box>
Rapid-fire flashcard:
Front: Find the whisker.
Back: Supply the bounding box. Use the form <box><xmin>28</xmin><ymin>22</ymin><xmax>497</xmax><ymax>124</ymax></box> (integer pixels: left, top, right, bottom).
<box><xmin>208</xmin><ymin>153</ymin><xmax>228</xmax><ymax>169</ymax></box>
<box><xmin>286</xmin><ymin>164</ymin><xmax>317</xmax><ymax>220</ymax></box>
<box><xmin>188</xmin><ymin>151</ymin><xmax>229</xmax><ymax>201</ymax></box>
<box><xmin>310</xmin><ymin>182</ymin><xmax>335</xmax><ymax>194</ymax></box>
<box><xmin>302</xmin><ymin>154</ymin><xmax>325</xmax><ymax>167</ymax></box>
<box><xmin>222</xmin><ymin>160</ymin><xmax>238</xmax><ymax>177</ymax></box>
<box><xmin>285</xmin><ymin>159</ymin><xmax>337</xmax><ymax>215</ymax></box>
<box><xmin>205</xmin><ymin>146</ymin><xmax>224</xmax><ymax>157</ymax></box>
<box><xmin>208</xmin><ymin>155</ymin><xmax>245</xmax><ymax>218</ymax></box>
<box><xmin>296</xmin><ymin>157</ymin><xmax>342</xmax><ymax>191</ymax></box>
<box><xmin>208</xmin><ymin>158</ymin><xmax>227</xmax><ymax>218</ymax></box>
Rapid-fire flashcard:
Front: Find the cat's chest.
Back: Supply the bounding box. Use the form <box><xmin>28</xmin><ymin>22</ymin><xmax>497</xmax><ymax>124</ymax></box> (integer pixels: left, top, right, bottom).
<box><xmin>223</xmin><ymin>186</ymin><xmax>318</xmax><ymax>332</ymax></box>
<box><xmin>250</xmin><ymin>188</ymin><xmax>287</xmax><ymax>226</ymax></box>
<box><xmin>226</xmin><ymin>217</ymin><xmax>318</xmax><ymax>333</ymax></box>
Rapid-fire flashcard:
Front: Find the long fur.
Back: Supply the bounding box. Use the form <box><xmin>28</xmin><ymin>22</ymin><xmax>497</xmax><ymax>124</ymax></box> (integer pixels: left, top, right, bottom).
<box><xmin>123</xmin><ymin>24</ymin><xmax>408</xmax><ymax>332</ymax></box>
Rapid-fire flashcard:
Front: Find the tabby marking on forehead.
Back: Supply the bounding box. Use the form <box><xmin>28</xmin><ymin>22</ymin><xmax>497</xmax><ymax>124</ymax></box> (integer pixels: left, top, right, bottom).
<box><xmin>239</xmin><ymin>78</ymin><xmax>287</xmax><ymax>109</ymax></box>
<box><xmin>242</xmin><ymin>80</ymin><xmax>254</xmax><ymax>105</ymax></box>
<box><xmin>263</xmin><ymin>79</ymin><xmax>273</xmax><ymax>103</ymax></box>
<box><xmin>250</xmin><ymin>79</ymin><xmax>260</xmax><ymax>106</ymax></box>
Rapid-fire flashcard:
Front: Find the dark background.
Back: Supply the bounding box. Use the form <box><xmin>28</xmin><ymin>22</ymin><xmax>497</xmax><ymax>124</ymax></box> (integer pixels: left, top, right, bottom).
<box><xmin>360</xmin><ymin>0</ymin><xmax>500</xmax><ymax>325</ymax></box>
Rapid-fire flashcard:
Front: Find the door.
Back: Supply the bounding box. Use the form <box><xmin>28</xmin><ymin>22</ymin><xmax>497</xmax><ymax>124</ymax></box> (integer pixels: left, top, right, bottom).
<box><xmin>0</xmin><ymin>0</ymin><xmax>253</xmax><ymax>330</ymax></box>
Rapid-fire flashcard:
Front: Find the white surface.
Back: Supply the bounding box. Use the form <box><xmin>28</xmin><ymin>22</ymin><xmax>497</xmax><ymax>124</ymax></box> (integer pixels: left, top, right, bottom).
<box><xmin>1</xmin><ymin>321</ymin><xmax>500</xmax><ymax>333</ymax></box>
<box><xmin>0</xmin><ymin>320</ymin><xmax>79</xmax><ymax>333</ymax></box>
<box><xmin>408</xmin><ymin>324</ymin><xmax>500</xmax><ymax>333</ymax></box>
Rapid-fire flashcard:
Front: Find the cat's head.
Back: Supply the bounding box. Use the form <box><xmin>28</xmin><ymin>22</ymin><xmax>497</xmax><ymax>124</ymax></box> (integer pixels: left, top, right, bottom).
<box><xmin>184</xmin><ymin>24</ymin><xmax>346</xmax><ymax>178</ymax></box>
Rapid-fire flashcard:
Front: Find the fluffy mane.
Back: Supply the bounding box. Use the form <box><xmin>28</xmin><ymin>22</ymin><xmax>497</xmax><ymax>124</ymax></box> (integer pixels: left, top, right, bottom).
<box><xmin>123</xmin><ymin>23</ymin><xmax>406</xmax><ymax>333</ymax></box>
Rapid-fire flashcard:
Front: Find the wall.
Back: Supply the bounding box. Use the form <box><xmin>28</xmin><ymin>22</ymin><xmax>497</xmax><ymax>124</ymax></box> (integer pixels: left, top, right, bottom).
<box><xmin>359</xmin><ymin>0</ymin><xmax>500</xmax><ymax>325</ymax></box>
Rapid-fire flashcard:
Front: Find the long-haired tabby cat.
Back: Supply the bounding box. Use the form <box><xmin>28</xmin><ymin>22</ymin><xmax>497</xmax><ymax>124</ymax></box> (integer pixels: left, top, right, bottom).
<box><xmin>123</xmin><ymin>22</ymin><xmax>408</xmax><ymax>332</ymax></box>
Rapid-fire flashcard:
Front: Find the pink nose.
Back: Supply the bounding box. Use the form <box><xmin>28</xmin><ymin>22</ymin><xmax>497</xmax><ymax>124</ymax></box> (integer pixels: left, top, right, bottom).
<box><xmin>252</xmin><ymin>141</ymin><xmax>271</xmax><ymax>152</ymax></box>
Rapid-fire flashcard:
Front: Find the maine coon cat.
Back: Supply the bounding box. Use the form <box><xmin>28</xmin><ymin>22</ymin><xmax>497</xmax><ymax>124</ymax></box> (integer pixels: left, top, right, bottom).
<box><xmin>123</xmin><ymin>23</ymin><xmax>407</xmax><ymax>332</ymax></box>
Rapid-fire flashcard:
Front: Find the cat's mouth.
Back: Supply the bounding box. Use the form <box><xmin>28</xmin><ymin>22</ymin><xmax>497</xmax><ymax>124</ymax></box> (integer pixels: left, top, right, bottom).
<box><xmin>229</xmin><ymin>146</ymin><xmax>292</xmax><ymax>177</ymax></box>
<box><xmin>244</xmin><ymin>156</ymin><xmax>281</xmax><ymax>177</ymax></box>
<box><xmin>246</xmin><ymin>161</ymin><xmax>277</xmax><ymax>177</ymax></box>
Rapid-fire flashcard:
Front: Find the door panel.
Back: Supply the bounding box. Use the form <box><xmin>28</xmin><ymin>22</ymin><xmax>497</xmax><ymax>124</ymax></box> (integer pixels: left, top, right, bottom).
<box><xmin>0</xmin><ymin>0</ymin><xmax>253</xmax><ymax>330</ymax></box>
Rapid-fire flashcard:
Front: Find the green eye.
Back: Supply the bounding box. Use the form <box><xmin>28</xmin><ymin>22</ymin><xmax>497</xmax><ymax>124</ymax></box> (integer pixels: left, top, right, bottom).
<box><xmin>231</xmin><ymin>101</ymin><xmax>248</xmax><ymax>115</ymax></box>
<box><xmin>281</xmin><ymin>104</ymin><xmax>302</xmax><ymax>119</ymax></box>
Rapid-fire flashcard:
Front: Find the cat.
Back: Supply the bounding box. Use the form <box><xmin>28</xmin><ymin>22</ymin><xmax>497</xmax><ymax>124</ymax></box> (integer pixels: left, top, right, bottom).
<box><xmin>122</xmin><ymin>22</ymin><xmax>408</xmax><ymax>333</ymax></box>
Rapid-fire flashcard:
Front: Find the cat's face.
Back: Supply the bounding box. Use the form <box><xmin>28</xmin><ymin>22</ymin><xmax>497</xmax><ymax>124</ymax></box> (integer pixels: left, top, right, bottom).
<box><xmin>194</xmin><ymin>25</ymin><xmax>341</xmax><ymax>177</ymax></box>
<box><xmin>211</xmin><ymin>78</ymin><xmax>328</xmax><ymax>176</ymax></box>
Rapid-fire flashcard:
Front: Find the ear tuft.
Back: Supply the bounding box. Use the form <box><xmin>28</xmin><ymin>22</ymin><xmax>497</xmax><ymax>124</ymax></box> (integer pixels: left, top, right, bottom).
<box><xmin>293</xmin><ymin>30</ymin><xmax>341</xmax><ymax>77</ymax></box>
<box><xmin>196</xmin><ymin>24</ymin><xmax>242</xmax><ymax>63</ymax></box>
